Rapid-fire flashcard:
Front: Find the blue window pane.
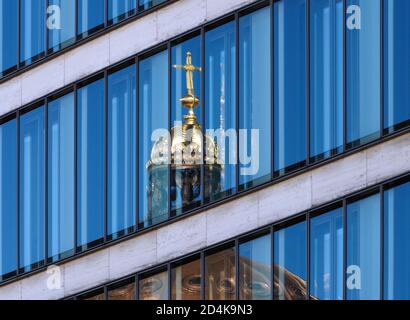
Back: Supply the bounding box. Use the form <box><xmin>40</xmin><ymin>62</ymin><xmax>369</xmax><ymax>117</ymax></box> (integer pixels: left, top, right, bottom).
<box><xmin>274</xmin><ymin>0</ymin><xmax>307</xmax><ymax>173</ymax></box>
<box><xmin>347</xmin><ymin>194</ymin><xmax>380</xmax><ymax>300</ymax></box>
<box><xmin>347</xmin><ymin>0</ymin><xmax>380</xmax><ymax>147</ymax></box>
<box><xmin>239</xmin><ymin>234</ymin><xmax>272</xmax><ymax>300</ymax></box>
<box><xmin>310</xmin><ymin>0</ymin><xmax>343</xmax><ymax>161</ymax></box>
<box><xmin>205</xmin><ymin>21</ymin><xmax>236</xmax><ymax>201</ymax></box>
<box><xmin>108</xmin><ymin>0</ymin><xmax>135</xmax><ymax>24</ymax></box>
<box><xmin>274</xmin><ymin>221</ymin><xmax>307</xmax><ymax>300</ymax></box>
<box><xmin>108</xmin><ymin>65</ymin><xmax>136</xmax><ymax>237</ymax></box>
<box><xmin>138</xmin><ymin>0</ymin><xmax>166</xmax><ymax>11</ymax></box>
<box><xmin>0</xmin><ymin>0</ymin><xmax>18</xmax><ymax>75</ymax></box>
<box><xmin>20</xmin><ymin>107</ymin><xmax>45</xmax><ymax>271</ymax></box>
<box><xmin>48</xmin><ymin>93</ymin><xmax>74</xmax><ymax>261</ymax></box>
<box><xmin>239</xmin><ymin>7</ymin><xmax>272</xmax><ymax>188</ymax></box>
<box><xmin>139</xmin><ymin>51</ymin><xmax>169</xmax><ymax>228</ymax></box>
<box><xmin>310</xmin><ymin>208</ymin><xmax>343</xmax><ymax>300</ymax></box>
<box><xmin>171</xmin><ymin>36</ymin><xmax>202</xmax><ymax>215</ymax></box>
<box><xmin>48</xmin><ymin>0</ymin><xmax>76</xmax><ymax>53</ymax></box>
<box><xmin>77</xmin><ymin>79</ymin><xmax>104</xmax><ymax>249</ymax></box>
<box><xmin>78</xmin><ymin>0</ymin><xmax>105</xmax><ymax>37</ymax></box>
<box><xmin>384</xmin><ymin>0</ymin><xmax>410</xmax><ymax>132</ymax></box>
<box><xmin>384</xmin><ymin>181</ymin><xmax>410</xmax><ymax>300</ymax></box>
<box><xmin>20</xmin><ymin>0</ymin><xmax>46</xmax><ymax>65</ymax></box>
<box><xmin>0</xmin><ymin>119</ymin><xmax>17</xmax><ymax>279</ymax></box>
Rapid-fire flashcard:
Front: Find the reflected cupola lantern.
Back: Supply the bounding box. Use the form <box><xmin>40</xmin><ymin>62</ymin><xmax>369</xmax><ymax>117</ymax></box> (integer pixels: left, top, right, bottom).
<box><xmin>147</xmin><ymin>52</ymin><xmax>222</xmax><ymax>220</ymax></box>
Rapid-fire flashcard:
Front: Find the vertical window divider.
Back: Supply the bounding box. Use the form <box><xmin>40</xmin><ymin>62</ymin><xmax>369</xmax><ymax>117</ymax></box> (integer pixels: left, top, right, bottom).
<box><xmin>45</xmin><ymin>0</ymin><xmax>49</xmax><ymax>55</ymax></box>
<box><xmin>380</xmin><ymin>0</ymin><xmax>384</xmax><ymax>137</ymax></box>
<box><xmin>168</xmin><ymin>42</ymin><xmax>173</xmax><ymax>219</ymax></box>
<box><xmin>270</xmin><ymin>0</ymin><xmax>275</xmax><ymax>181</ymax></box>
<box><xmin>342</xmin><ymin>198</ymin><xmax>347</xmax><ymax>300</ymax></box>
<box><xmin>104</xmin><ymin>0</ymin><xmax>109</xmax><ymax>28</ymax></box>
<box><xmin>342</xmin><ymin>0</ymin><xmax>347</xmax><ymax>151</ymax></box>
<box><xmin>235</xmin><ymin>238</ymin><xmax>239</xmax><ymax>300</ymax></box>
<box><xmin>200</xmin><ymin>27</ymin><xmax>205</xmax><ymax>206</ymax></box>
<box><xmin>74</xmin><ymin>84</ymin><xmax>78</xmax><ymax>254</ymax></box>
<box><xmin>167</xmin><ymin>263</ymin><xmax>172</xmax><ymax>300</ymax></box>
<box><xmin>270</xmin><ymin>225</ymin><xmax>274</xmax><ymax>300</ymax></box>
<box><xmin>235</xmin><ymin>12</ymin><xmax>240</xmax><ymax>193</ymax></box>
<box><xmin>103</xmin><ymin>285</ymin><xmax>108</xmax><ymax>300</ymax></box>
<box><xmin>306</xmin><ymin>0</ymin><xmax>311</xmax><ymax>166</ymax></box>
<box><xmin>16</xmin><ymin>110</ymin><xmax>20</xmax><ymax>275</ymax></box>
<box><xmin>75</xmin><ymin>0</ymin><xmax>78</xmax><ymax>39</ymax></box>
<box><xmin>135</xmin><ymin>0</ymin><xmax>139</xmax><ymax>15</ymax></box>
<box><xmin>17</xmin><ymin>0</ymin><xmax>21</xmax><ymax>68</ymax></box>
<box><xmin>135</xmin><ymin>57</ymin><xmax>140</xmax><ymax>232</ymax></box>
<box><xmin>104</xmin><ymin>70</ymin><xmax>108</xmax><ymax>242</ymax></box>
<box><xmin>135</xmin><ymin>274</ymin><xmax>139</xmax><ymax>300</ymax></box>
<box><xmin>44</xmin><ymin>97</ymin><xmax>49</xmax><ymax>265</ymax></box>
<box><xmin>380</xmin><ymin>184</ymin><xmax>384</xmax><ymax>300</ymax></box>
<box><xmin>306</xmin><ymin>211</ymin><xmax>311</xmax><ymax>300</ymax></box>
<box><xmin>200</xmin><ymin>251</ymin><xmax>205</xmax><ymax>300</ymax></box>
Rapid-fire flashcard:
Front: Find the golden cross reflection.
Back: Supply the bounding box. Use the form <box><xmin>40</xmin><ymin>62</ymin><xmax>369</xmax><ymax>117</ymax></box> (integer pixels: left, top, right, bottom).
<box><xmin>173</xmin><ymin>51</ymin><xmax>202</xmax><ymax>97</ymax></box>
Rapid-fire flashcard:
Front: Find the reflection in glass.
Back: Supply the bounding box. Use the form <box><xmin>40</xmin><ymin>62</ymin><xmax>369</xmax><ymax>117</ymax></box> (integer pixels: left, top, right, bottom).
<box><xmin>347</xmin><ymin>194</ymin><xmax>380</xmax><ymax>300</ymax></box>
<box><xmin>205</xmin><ymin>247</ymin><xmax>236</xmax><ymax>300</ymax></box>
<box><xmin>108</xmin><ymin>65</ymin><xmax>136</xmax><ymax>238</ymax></box>
<box><xmin>384</xmin><ymin>181</ymin><xmax>410</xmax><ymax>300</ymax></box>
<box><xmin>48</xmin><ymin>0</ymin><xmax>76</xmax><ymax>53</ymax></box>
<box><xmin>20</xmin><ymin>0</ymin><xmax>45</xmax><ymax>65</ymax></box>
<box><xmin>239</xmin><ymin>7</ymin><xmax>272</xmax><ymax>188</ymax></box>
<box><xmin>239</xmin><ymin>235</ymin><xmax>272</xmax><ymax>300</ymax></box>
<box><xmin>310</xmin><ymin>208</ymin><xmax>343</xmax><ymax>300</ymax></box>
<box><xmin>108</xmin><ymin>280</ymin><xmax>136</xmax><ymax>300</ymax></box>
<box><xmin>20</xmin><ymin>107</ymin><xmax>45</xmax><ymax>271</ymax></box>
<box><xmin>77</xmin><ymin>79</ymin><xmax>104</xmax><ymax>250</ymax></box>
<box><xmin>139</xmin><ymin>0</ymin><xmax>166</xmax><ymax>11</ymax></box>
<box><xmin>310</xmin><ymin>0</ymin><xmax>343</xmax><ymax>161</ymax></box>
<box><xmin>139</xmin><ymin>51</ymin><xmax>169</xmax><ymax>228</ymax></box>
<box><xmin>346</xmin><ymin>0</ymin><xmax>380</xmax><ymax>147</ymax></box>
<box><xmin>274</xmin><ymin>0</ymin><xmax>306</xmax><ymax>173</ymax></box>
<box><xmin>171</xmin><ymin>36</ymin><xmax>202</xmax><ymax>215</ymax></box>
<box><xmin>384</xmin><ymin>0</ymin><xmax>410</xmax><ymax>132</ymax></box>
<box><xmin>171</xmin><ymin>259</ymin><xmax>201</xmax><ymax>300</ymax></box>
<box><xmin>0</xmin><ymin>0</ymin><xmax>17</xmax><ymax>74</ymax></box>
<box><xmin>48</xmin><ymin>93</ymin><xmax>75</xmax><ymax>261</ymax></box>
<box><xmin>108</xmin><ymin>0</ymin><xmax>135</xmax><ymax>24</ymax></box>
<box><xmin>139</xmin><ymin>271</ymin><xmax>169</xmax><ymax>300</ymax></box>
<box><xmin>205</xmin><ymin>21</ymin><xmax>236</xmax><ymax>202</ymax></box>
<box><xmin>274</xmin><ymin>222</ymin><xmax>307</xmax><ymax>300</ymax></box>
<box><xmin>77</xmin><ymin>0</ymin><xmax>105</xmax><ymax>37</ymax></box>
<box><xmin>0</xmin><ymin>119</ymin><xmax>17</xmax><ymax>279</ymax></box>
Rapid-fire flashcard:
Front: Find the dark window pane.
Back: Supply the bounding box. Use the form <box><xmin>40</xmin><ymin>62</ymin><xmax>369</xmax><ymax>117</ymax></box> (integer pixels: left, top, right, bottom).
<box><xmin>171</xmin><ymin>259</ymin><xmax>201</xmax><ymax>300</ymax></box>
<box><xmin>48</xmin><ymin>93</ymin><xmax>75</xmax><ymax>261</ymax></box>
<box><xmin>310</xmin><ymin>208</ymin><xmax>343</xmax><ymax>300</ymax></box>
<box><xmin>77</xmin><ymin>79</ymin><xmax>104</xmax><ymax>250</ymax></box>
<box><xmin>20</xmin><ymin>0</ymin><xmax>45</xmax><ymax>65</ymax></box>
<box><xmin>384</xmin><ymin>0</ymin><xmax>410</xmax><ymax>132</ymax></box>
<box><xmin>108</xmin><ymin>0</ymin><xmax>135</xmax><ymax>24</ymax></box>
<box><xmin>139</xmin><ymin>50</ymin><xmax>169</xmax><ymax>228</ymax></box>
<box><xmin>274</xmin><ymin>222</ymin><xmax>307</xmax><ymax>300</ymax></box>
<box><xmin>310</xmin><ymin>0</ymin><xmax>343</xmax><ymax>161</ymax></box>
<box><xmin>239</xmin><ymin>7</ymin><xmax>272</xmax><ymax>188</ymax></box>
<box><xmin>274</xmin><ymin>0</ymin><xmax>306</xmax><ymax>173</ymax></box>
<box><xmin>0</xmin><ymin>119</ymin><xmax>17</xmax><ymax>279</ymax></box>
<box><xmin>0</xmin><ymin>0</ymin><xmax>18</xmax><ymax>74</ymax></box>
<box><xmin>346</xmin><ymin>0</ymin><xmax>380</xmax><ymax>147</ymax></box>
<box><xmin>347</xmin><ymin>194</ymin><xmax>380</xmax><ymax>300</ymax></box>
<box><xmin>384</xmin><ymin>181</ymin><xmax>410</xmax><ymax>300</ymax></box>
<box><xmin>77</xmin><ymin>0</ymin><xmax>105</xmax><ymax>37</ymax></box>
<box><xmin>171</xmin><ymin>36</ymin><xmax>202</xmax><ymax>215</ymax></box>
<box><xmin>78</xmin><ymin>290</ymin><xmax>105</xmax><ymax>300</ymax></box>
<box><xmin>108</xmin><ymin>280</ymin><xmax>136</xmax><ymax>300</ymax></box>
<box><xmin>205</xmin><ymin>21</ymin><xmax>236</xmax><ymax>202</ymax></box>
<box><xmin>108</xmin><ymin>65</ymin><xmax>136</xmax><ymax>238</ymax></box>
<box><xmin>139</xmin><ymin>271</ymin><xmax>169</xmax><ymax>300</ymax></box>
<box><xmin>239</xmin><ymin>234</ymin><xmax>272</xmax><ymax>300</ymax></box>
<box><xmin>205</xmin><ymin>247</ymin><xmax>236</xmax><ymax>300</ymax></box>
<box><xmin>20</xmin><ymin>107</ymin><xmax>45</xmax><ymax>271</ymax></box>
<box><xmin>139</xmin><ymin>0</ymin><xmax>166</xmax><ymax>11</ymax></box>
<box><xmin>48</xmin><ymin>0</ymin><xmax>76</xmax><ymax>53</ymax></box>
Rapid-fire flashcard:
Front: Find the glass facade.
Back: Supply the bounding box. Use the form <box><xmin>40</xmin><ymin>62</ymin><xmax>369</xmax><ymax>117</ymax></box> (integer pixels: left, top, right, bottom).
<box><xmin>108</xmin><ymin>0</ymin><xmax>136</xmax><ymax>24</ymax></box>
<box><xmin>171</xmin><ymin>258</ymin><xmax>201</xmax><ymax>300</ymax></box>
<box><xmin>139</xmin><ymin>270</ymin><xmax>169</xmax><ymax>300</ymax></box>
<box><xmin>107</xmin><ymin>279</ymin><xmax>136</xmax><ymax>300</ymax></box>
<box><xmin>20</xmin><ymin>107</ymin><xmax>45</xmax><ymax>272</ymax></box>
<box><xmin>48</xmin><ymin>93</ymin><xmax>75</xmax><ymax>261</ymax></box>
<box><xmin>48</xmin><ymin>0</ymin><xmax>76</xmax><ymax>53</ymax></box>
<box><xmin>108</xmin><ymin>65</ymin><xmax>136</xmax><ymax>238</ymax></box>
<box><xmin>239</xmin><ymin>7</ymin><xmax>271</xmax><ymax>188</ymax></box>
<box><xmin>77</xmin><ymin>79</ymin><xmax>105</xmax><ymax>250</ymax></box>
<box><xmin>0</xmin><ymin>0</ymin><xmax>17</xmax><ymax>75</ymax></box>
<box><xmin>77</xmin><ymin>0</ymin><xmax>105</xmax><ymax>38</ymax></box>
<box><xmin>274</xmin><ymin>0</ymin><xmax>306</xmax><ymax>173</ymax></box>
<box><xmin>0</xmin><ymin>119</ymin><xmax>17</xmax><ymax>279</ymax></box>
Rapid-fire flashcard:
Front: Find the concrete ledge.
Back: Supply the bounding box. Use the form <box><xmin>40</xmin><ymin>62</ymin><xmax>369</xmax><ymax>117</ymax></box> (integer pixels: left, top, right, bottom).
<box><xmin>0</xmin><ymin>131</ymin><xmax>409</xmax><ymax>300</ymax></box>
<box><xmin>0</xmin><ymin>0</ymin><xmax>257</xmax><ymax>118</ymax></box>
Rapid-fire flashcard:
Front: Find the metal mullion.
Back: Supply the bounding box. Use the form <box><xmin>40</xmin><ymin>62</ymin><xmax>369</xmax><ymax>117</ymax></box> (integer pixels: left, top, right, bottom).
<box><xmin>380</xmin><ymin>0</ymin><xmax>384</xmax><ymax>137</ymax></box>
<box><xmin>16</xmin><ymin>111</ymin><xmax>21</xmax><ymax>275</ymax></box>
<box><xmin>104</xmin><ymin>71</ymin><xmax>108</xmax><ymax>242</ymax></box>
<box><xmin>270</xmin><ymin>0</ymin><xmax>275</xmax><ymax>180</ymax></box>
<box><xmin>135</xmin><ymin>57</ymin><xmax>139</xmax><ymax>231</ymax></box>
<box><xmin>235</xmin><ymin>12</ymin><xmax>240</xmax><ymax>192</ymax></box>
<box><xmin>45</xmin><ymin>0</ymin><xmax>49</xmax><ymax>55</ymax></box>
<box><xmin>104</xmin><ymin>0</ymin><xmax>109</xmax><ymax>28</ymax></box>
<box><xmin>306</xmin><ymin>211</ymin><xmax>310</xmax><ymax>300</ymax></box>
<box><xmin>167</xmin><ymin>263</ymin><xmax>172</xmax><ymax>300</ymax></box>
<box><xmin>342</xmin><ymin>198</ymin><xmax>347</xmax><ymax>300</ymax></box>
<box><xmin>200</xmin><ymin>251</ymin><xmax>205</xmax><ymax>300</ymax></box>
<box><xmin>104</xmin><ymin>285</ymin><xmax>108</xmax><ymax>300</ymax></box>
<box><xmin>342</xmin><ymin>0</ymin><xmax>347</xmax><ymax>151</ymax></box>
<box><xmin>200</xmin><ymin>27</ymin><xmax>205</xmax><ymax>205</ymax></box>
<box><xmin>135</xmin><ymin>274</ymin><xmax>139</xmax><ymax>300</ymax></box>
<box><xmin>306</xmin><ymin>0</ymin><xmax>311</xmax><ymax>165</ymax></box>
<box><xmin>44</xmin><ymin>98</ymin><xmax>49</xmax><ymax>265</ymax></box>
<box><xmin>270</xmin><ymin>226</ymin><xmax>274</xmax><ymax>300</ymax></box>
<box><xmin>75</xmin><ymin>0</ymin><xmax>78</xmax><ymax>38</ymax></box>
<box><xmin>235</xmin><ymin>239</ymin><xmax>239</xmax><ymax>300</ymax></box>
<box><xmin>17</xmin><ymin>0</ymin><xmax>21</xmax><ymax>69</ymax></box>
<box><xmin>74</xmin><ymin>84</ymin><xmax>78</xmax><ymax>253</ymax></box>
<box><xmin>380</xmin><ymin>184</ymin><xmax>384</xmax><ymax>300</ymax></box>
<box><xmin>167</xmin><ymin>42</ymin><xmax>172</xmax><ymax>220</ymax></box>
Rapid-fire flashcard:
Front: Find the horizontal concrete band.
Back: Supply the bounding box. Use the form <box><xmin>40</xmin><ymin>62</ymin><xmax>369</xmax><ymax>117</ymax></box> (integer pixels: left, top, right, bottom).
<box><xmin>0</xmin><ymin>0</ymin><xmax>257</xmax><ymax>118</ymax></box>
<box><xmin>0</xmin><ymin>129</ymin><xmax>409</xmax><ymax>300</ymax></box>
